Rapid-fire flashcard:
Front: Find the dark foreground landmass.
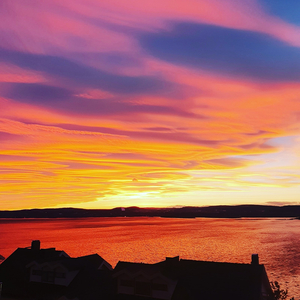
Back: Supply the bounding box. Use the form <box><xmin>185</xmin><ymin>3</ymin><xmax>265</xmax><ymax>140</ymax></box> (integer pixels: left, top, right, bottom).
<box><xmin>1</xmin><ymin>204</ymin><xmax>300</xmax><ymax>218</ymax></box>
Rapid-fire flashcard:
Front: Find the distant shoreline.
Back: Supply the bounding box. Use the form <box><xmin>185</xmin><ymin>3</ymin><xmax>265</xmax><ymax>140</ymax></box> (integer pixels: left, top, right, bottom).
<box><xmin>1</xmin><ymin>204</ymin><xmax>300</xmax><ymax>219</ymax></box>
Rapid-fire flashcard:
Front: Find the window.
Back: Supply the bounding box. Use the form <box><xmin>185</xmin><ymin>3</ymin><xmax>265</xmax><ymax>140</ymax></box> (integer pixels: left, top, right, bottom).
<box><xmin>42</xmin><ymin>271</ymin><xmax>55</xmax><ymax>283</ymax></box>
<box><xmin>32</xmin><ymin>269</ymin><xmax>42</xmax><ymax>276</ymax></box>
<box><xmin>120</xmin><ymin>279</ymin><xmax>134</xmax><ymax>287</ymax></box>
<box><xmin>55</xmin><ymin>272</ymin><xmax>66</xmax><ymax>278</ymax></box>
<box><xmin>152</xmin><ymin>283</ymin><xmax>168</xmax><ymax>291</ymax></box>
<box><xmin>48</xmin><ymin>271</ymin><xmax>55</xmax><ymax>282</ymax></box>
<box><xmin>135</xmin><ymin>281</ymin><xmax>151</xmax><ymax>296</ymax></box>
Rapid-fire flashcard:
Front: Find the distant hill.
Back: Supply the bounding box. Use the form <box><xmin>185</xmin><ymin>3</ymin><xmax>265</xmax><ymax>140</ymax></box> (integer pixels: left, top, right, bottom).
<box><xmin>0</xmin><ymin>205</ymin><xmax>300</xmax><ymax>218</ymax></box>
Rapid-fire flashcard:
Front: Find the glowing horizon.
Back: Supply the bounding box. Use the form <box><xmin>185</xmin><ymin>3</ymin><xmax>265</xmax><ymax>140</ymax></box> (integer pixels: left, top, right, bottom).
<box><xmin>1</xmin><ymin>0</ymin><xmax>300</xmax><ymax>210</ymax></box>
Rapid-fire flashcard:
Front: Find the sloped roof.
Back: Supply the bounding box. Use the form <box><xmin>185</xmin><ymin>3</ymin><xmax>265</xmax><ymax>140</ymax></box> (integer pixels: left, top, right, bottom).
<box><xmin>115</xmin><ymin>261</ymin><xmax>162</xmax><ymax>277</ymax></box>
<box><xmin>0</xmin><ymin>246</ymin><xmax>69</xmax><ymax>296</ymax></box>
<box><xmin>29</xmin><ymin>253</ymin><xmax>108</xmax><ymax>271</ymax></box>
<box><xmin>63</xmin><ymin>265</ymin><xmax>114</xmax><ymax>300</ymax></box>
<box><xmin>0</xmin><ymin>244</ymin><xmax>114</xmax><ymax>299</ymax></box>
<box><xmin>171</xmin><ymin>259</ymin><xmax>267</xmax><ymax>300</ymax></box>
<box><xmin>65</xmin><ymin>253</ymin><xmax>109</xmax><ymax>269</ymax></box>
<box><xmin>26</xmin><ymin>254</ymin><xmax>114</xmax><ymax>300</ymax></box>
<box><xmin>114</xmin><ymin>258</ymin><xmax>274</xmax><ymax>300</ymax></box>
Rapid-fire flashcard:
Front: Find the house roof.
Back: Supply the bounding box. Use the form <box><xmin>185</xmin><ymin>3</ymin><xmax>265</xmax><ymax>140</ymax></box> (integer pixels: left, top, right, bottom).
<box><xmin>26</xmin><ymin>255</ymin><xmax>114</xmax><ymax>300</ymax></box>
<box><xmin>172</xmin><ymin>259</ymin><xmax>267</xmax><ymax>300</ymax></box>
<box><xmin>0</xmin><ymin>243</ymin><xmax>69</xmax><ymax>296</ymax></box>
<box><xmin>114</xmin><ymin>257</ymin><xmax>274</xmax><ymax>300</ymax></box>
<box><xmin>28</xmin><ymin>253</ymin><xmax>109</xmax><ymax>271</ymax></box>
<box><xmin>114</xmin><ymin>261</ymin><xmax>162</xmax><ymax>277</ymax></box>
<box><xmin>63</xmin><ymin>265</ymin><xmax>114</xmax><ymax>300</ymax></box>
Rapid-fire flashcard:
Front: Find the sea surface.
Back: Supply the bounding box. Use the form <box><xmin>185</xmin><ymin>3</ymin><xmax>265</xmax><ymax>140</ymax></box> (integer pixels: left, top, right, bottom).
<box><xmin>0</xmin><ymin>217</ymin><xmax>300</xmax><ymax>297</ymax></box>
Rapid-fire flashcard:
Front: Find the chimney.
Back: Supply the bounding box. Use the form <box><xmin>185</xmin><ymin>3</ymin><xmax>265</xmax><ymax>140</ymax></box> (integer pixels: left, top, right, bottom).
<box><xmin>251</xmin><ymin>254</ymin><xmax>259</xmax><ymax>265</ymax></box>
<box><xmin>165</xmin><ymin>256</ymin><xmax>179</xmax><ymax>268</ymax></box>
<box><xmin>31</xmin><ymin>240</ymin><xmax>40</xmax><ymax>251</ymax></box>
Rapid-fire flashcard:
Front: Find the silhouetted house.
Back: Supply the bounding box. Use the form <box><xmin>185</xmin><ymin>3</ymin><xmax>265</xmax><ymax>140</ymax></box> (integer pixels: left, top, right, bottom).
<box><xmin>0</xmin><ymin>240</ymin><xmax>69</xmax><ymax>297</ymax></box>
<box><xmin>27</xmin><ymin>253</ymin><xmax>112</xmax><ymax>286</ymax></box>
<box><xmin>0</xmin><ymin>241</ymin><xmax>113</xmax><ymax>300</ymax></box>
<box><xmin>113</xmin><ymin>255</ymin><xmax>274</xmax><ymax>300</ymax></box>
<box><xmin>27</xmin><ymin>253</ymin><xmax>113</xmax><ymax>300</ymax></box>
<box><xmin>0</xmin><ymin>241</ymin><xmax>275</xmax><ymax>300</ymax></box>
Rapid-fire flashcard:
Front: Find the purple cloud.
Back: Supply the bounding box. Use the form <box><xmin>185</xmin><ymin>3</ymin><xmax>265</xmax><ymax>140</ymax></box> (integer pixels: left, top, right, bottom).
<box><xmin>2</xmin><ymin>82</ymin><xmax>199</xmax><ymax>118</ymax></box>
<box><xmin>139</xmin><ymin>22</ymin><xmax>300</xmax><ymax>82</ymax></box>
<box><xmin>0</xmin><ymin>48</ymin><xmax>183</xmax><ymax>97</ymax></box>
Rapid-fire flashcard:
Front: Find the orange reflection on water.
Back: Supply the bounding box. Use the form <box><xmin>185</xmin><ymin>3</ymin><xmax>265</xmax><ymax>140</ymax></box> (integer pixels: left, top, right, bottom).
<box><xmin>0</xmin><ymin>217</ymin><xmax>300</xmax><ymax>295</ymax></box>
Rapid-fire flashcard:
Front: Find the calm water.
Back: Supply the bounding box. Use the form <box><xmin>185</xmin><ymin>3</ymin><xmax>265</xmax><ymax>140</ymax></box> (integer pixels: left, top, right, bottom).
<box><xmin>0</xmin><ymin>217</ymin><xmax>300</xmax><ymax>296</ymax></box>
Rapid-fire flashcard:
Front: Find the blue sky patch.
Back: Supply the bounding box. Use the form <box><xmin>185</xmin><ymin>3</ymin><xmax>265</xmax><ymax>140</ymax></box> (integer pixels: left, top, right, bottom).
<box><xmin>259</xmin><ymin>0</ymin><xmax>300</xmax><ymax>25</ymax></box>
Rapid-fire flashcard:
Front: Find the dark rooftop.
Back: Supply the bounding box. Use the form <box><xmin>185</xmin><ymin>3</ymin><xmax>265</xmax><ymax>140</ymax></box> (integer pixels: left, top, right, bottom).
<box><xmin>114</xmin><ymin>256</ymin><xmax>273</xmax><ymax>300</ymax></box>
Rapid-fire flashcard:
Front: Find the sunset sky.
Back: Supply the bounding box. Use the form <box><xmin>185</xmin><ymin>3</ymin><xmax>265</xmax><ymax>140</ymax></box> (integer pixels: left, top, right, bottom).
<box><xmin>1</xmin><ymin>0</ymin><xmax>300</xmax><ymax>210</ymax></box>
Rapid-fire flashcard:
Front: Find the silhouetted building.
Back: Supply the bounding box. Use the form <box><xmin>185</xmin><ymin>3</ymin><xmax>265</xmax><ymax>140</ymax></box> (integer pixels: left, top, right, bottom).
<box><xmin>0</xmin><ymin>241</ymin><xmax>113</xmax><ymax>300</ymax></box>
<box><xmin>0</xmin><ymin>241</ymin><xmax>275</xmax><ymax>300</ymax></box>
<box><xmin>0</xmin><ymin>240</ymin><xmax>69</xmax><ymax>297</ymax></box>
<box><xmin>113</xmin><ymin>255</ymin><xmax>274</xmax><ymax>300</ymax></box>
<box><xmin>27</xmin><ymin>253</ymin><xmax>113</xmax><ymax>300</ymax></box>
